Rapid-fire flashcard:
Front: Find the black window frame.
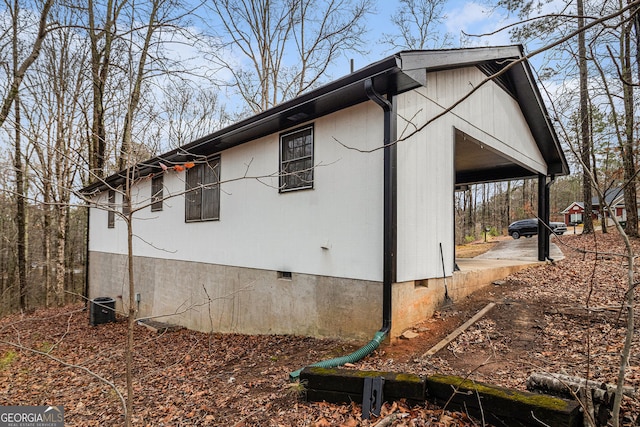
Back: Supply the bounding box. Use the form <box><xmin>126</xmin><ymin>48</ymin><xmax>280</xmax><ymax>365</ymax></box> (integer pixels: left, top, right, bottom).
<box><xmin>185</xmin><ymin>156</ymin><xmax>221</xmax><ymax>222</ymax></box>
<box><xmin>107</xmin><ymin>189</ymin><xmax>115</xmax><ymax>228</ymax></box>
<box><xmin>151</xmin><ymin>174</ymin><xmax>163</xmax><ymax>212</ymax></box>
<box><xmin>279</xmin><ymin>125</ymin><xmax>314</xmax><ymax>192</ymax></box>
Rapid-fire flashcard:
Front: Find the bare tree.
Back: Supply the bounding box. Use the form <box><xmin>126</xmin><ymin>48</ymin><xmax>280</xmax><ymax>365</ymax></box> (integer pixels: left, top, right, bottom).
<box><xmin>206</xmin><ymin>0</ymin><xmax>373</xmax><ymax>113</ymax></box>
<box><xmin>0</xmin><ymin>0</ymin><xmax>54</xmax><ymax>130</ymax></box>
<box><xmin>618</xmin><ymin>3</ymin><xmax>639</xmax><ymax>238</ymax></box>
<box><xmin>380</xmin><ymin>0</ymin><xmax>453</xmax><ymax>50</ymax></box>
<box><xmin>4</xmin><ymin>0</ymin><xmax>30</xmax><ymax>310</ymax></box>
<box><xmin>163</xmin><ymin>83</ymin><xmax>229</xmax><ymax>149</ymax></box>
<box><xmin>86</xmin><ymin>0</ymin><xmax>123</xmax><ymax>181</ymax></box>
<box><xmin>25</xmin><ymin>9</ymin><xmax>88</xmax><ymax>305</ymax></box>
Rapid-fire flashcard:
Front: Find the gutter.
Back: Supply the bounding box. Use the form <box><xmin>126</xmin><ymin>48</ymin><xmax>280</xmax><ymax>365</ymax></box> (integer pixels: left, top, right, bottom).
<box><xmin>84</xmin><ymin>204</ymin><xmax>90</xmax><ymax>308</ymax></box>
<box><xmin>364</xmin><ymin>78</ymin><xmax>396</xmax><ymax>333</ymax></box>
<box><xmin>289</xmin><ymin>77</ymin><xmax>397</xmax><ymax>380</ymax></box>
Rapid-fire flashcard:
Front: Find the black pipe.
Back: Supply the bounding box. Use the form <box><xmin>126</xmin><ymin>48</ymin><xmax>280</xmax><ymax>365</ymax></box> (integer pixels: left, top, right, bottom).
<box><xmin>537</xmin><ymin>174</ymin><xmax>554</xmax><ymax>262</ymax></box>
<box><xmin>545</xmin><ymin>175</ymin><xmax>555</xmax><ymax>261</ymax></box>
<box><xmin>365</xmin><ymin>78</ymin><xmax>396</xmax><ymax>332</ymax></box>
<box><xmin>84</xmin><ymin>204</ymin><xmax>90</xmax><ymax>309</ymax></box>
<box><xmin>289</xmin><ymin>80</ymin><xmax>397</xmax><ymax>381</ymax></box>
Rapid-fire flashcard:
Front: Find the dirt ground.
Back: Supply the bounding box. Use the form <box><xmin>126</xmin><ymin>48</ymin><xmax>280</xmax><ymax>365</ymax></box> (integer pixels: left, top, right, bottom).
<box><xmin>1</xmin><ymin>232</ymin><xmax>639</xmax><ymax>426</ymax></box>
<box><xmin>454</xmin><ymin>240</ymin><xmax>500</xmax><ymax>258</ymax></box>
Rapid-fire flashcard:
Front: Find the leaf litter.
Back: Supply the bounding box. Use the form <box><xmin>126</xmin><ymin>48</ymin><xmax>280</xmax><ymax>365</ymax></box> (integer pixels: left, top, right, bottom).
<box><xmin>1</xmin><ymin>232</ymin><xmax>639</xmax><ymax>425</ymax></box>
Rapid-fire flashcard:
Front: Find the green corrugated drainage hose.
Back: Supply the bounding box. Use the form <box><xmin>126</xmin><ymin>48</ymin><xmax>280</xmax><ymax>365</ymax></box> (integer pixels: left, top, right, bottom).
<box><xmin>289</xmin><ymin>330</ymin><xmax>388</xmax><ymax>381</ymax></box>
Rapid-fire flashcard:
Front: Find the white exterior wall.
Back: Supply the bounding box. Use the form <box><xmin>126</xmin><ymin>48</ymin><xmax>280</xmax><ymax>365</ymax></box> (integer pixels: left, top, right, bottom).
<box><xmin>87</xmin><ymin>65</ymin><xmax>553</xmax><ymax>338</ymax></box>
<box><xmin>89</xmin><ymin>101</ymin><xmax>384</xmax><ymax>282</ymax></box>
<box><xmin>396</xmin><ymin>66</ymin><xmax>547</xmax><ymax>283</ymax></box>
<box><xmin>396</xmin><ymin>88</ymin><xmax>455</xmax><ymax>282</ymax></box>
<box><xmin>430</xmin><ymin>67</ymin><xmax>547</xmax><ymax>173</ymax></box>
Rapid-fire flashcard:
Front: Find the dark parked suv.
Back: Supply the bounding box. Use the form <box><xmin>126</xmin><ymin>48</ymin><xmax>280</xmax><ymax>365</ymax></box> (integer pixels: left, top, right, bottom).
<box><xmin>508</xmin><ymin>218</ymin><xmax>567</xmax><ymax>239</ymax></box>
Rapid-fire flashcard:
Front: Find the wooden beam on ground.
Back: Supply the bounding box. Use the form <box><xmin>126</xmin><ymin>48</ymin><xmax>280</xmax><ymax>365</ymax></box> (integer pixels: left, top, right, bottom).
<box><xmin>423</xmin><ymin>302</ymin><xmax>496</xmax><ymax>357</ymax></box>
<box><xmin>300</xmin><ymin>367</ymin><xmax>425</xmax><ymax>405</ymax></box>
<box><xmin>300</xmin><ymin>368</ymin><xmax>583</xmax><ymax>426</ymax></box>
<box><xmin>427</xmin><ymin>374</ymin><xmax>582</xmax><ymax>427</ymax></box>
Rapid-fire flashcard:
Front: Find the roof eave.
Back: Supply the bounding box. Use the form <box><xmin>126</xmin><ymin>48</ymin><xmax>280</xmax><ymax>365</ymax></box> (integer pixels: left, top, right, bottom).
<box><xmin>81</xmin><ymin>46</ymin><xmax>569</xmax><ymax>195</ymax></box>
<box><xmin>80</xmin><ymin>54</ymin><xmax>406</xmax><ymax>195</ymax></box>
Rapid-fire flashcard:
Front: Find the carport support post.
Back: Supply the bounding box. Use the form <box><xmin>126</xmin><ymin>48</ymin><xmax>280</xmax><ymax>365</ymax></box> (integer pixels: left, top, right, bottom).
<box><xmin>537</xmin><ymin>174</ymin><xmax>550</xmax><ymax>261</ymax></box>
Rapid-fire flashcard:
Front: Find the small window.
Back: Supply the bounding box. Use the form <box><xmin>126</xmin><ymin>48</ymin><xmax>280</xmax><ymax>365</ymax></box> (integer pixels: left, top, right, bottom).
<box><xmin>151</xmin><ymin>175</ymin><xmax>163</xmax><ymax>212</ymax></box>
<box><xmin>280</xmin><ymin>125</ymin><xmax>313</xmax><ymax>191</ymax></box>
<box><xmin>107</xmin><ymin>190</ymin><xmax>115</xmax><ymax>228</ymax></box>
<box><xmin>185</xmin><ymin>157</ymin><xmax>220</xmax><ymax>222</ymax></box>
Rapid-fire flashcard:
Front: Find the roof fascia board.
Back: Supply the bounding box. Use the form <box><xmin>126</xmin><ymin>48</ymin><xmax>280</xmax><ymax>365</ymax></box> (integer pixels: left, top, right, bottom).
<box><xmin>398</xmin><ymin>47</ymin><xmax>569</xmax><ymax>178</ymax></box>
<box><xmin>399</xmin><ymin>46</ymin><xmax>522</xmax><ymax>73</ymax></box>
<box><xmin>183</xmin><ymin>56</ymin><xmax>401</xmax><ymax>152</ymax></box>
<box><xmin>512</xmin><ymin>56</ymin><xmax>569</xmax><ymax>176</ymax></box>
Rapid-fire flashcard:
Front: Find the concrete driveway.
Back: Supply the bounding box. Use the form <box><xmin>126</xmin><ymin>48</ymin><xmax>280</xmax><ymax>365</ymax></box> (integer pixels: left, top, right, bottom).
<box><xmin>473</xmin><ymin>235</ymin><xmax>564</xmax><ymax>262</ymax></box>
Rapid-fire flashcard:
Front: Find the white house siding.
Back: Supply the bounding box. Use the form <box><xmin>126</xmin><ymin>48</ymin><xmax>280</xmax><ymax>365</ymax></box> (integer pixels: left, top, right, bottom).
<box><xmin>89</xmin><ymin>101</ymin><xmax>384</xmax><ymax>280</ymax></box>
<box><xmin>431</xmin><ymin>67</ymin><xmax>547</xmax><ymax>174</ymax></box>
<box><xmin>396</xmin><ymin>89</ymin><xmax>455</xmax><ymax>283</ymax></box>
<box><xmin>396</xmin><ymin>66</ymin><xmax>548</xmax><ymax>284</ymax></box>
<box><xmin>88</xmin><ymin>101</ymin><xmax>386</xmax><ymax>339</ymax></box>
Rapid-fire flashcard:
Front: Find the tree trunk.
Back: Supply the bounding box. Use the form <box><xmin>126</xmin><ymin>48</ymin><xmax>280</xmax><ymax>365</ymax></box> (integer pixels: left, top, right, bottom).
<box><xmin>578</xmin><ymin>0</ymin><xmax>594</xmax><ymax>235</ymax></box>
<box><xmin>54</xmin><ymin>205</ymin><xmax>68</xmax><ymax>305</ymax></box>
<box><xmin>506</xmin><ymin>181</ymin><xmax>511</xmax><ymax>227</ymax></box>
<box><xmin>125</xmin><ymin>186</ymin><xmax>135</xmax><ymax>427</ymax></box>
<box><xmin>88</xmin><ymin>0</ymin><xmax>117</xmax><ymax>181</ymax></box>
<box><xmin>14</xmin><ymin>103</ymin><xmax>27</xmax><ymax>311</ymax></box>
<box><xmin>118</xmin><ymin>0</ymin><xmax>160</xmax><ymax>171</ymax></box>
<box><xmin>11</xmin><ymin>0</ymin><xmax>27</xmax><ymax>310</ymax></box>
<box><xmin>465</xmin><ymin>188</ymin><xmax>472</xmax><ymax>238</ymax></box>
<box><xmin>43</xmin><ymin>190</ymin><xmax>52</xmax><ymax>306</ymax></box>
<box><xmin>0</xmin><ymin>0</ymin><xmax>53</xmax><ymax>129</ymax></box>
<box><xmin>621</xmin><ymin>16</ymin><xmax>639</xmax><ymax>238</ymax></box>
<box><xmin>611</xmin><ymin>225</ymin><xmax>636</xmax><ymax>427</ymax></box>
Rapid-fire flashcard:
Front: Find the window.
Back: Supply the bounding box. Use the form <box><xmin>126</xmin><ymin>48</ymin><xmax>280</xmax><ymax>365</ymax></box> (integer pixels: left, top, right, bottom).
<box><xmin>107</xmin><ymin>190</ymin><xmax>115</xmax><ymax>228</ymax></box>
<box><xmin>151</xmin><ymin>175</ymin><xmax>163</xmax><ymax>212</ymax></box>
<box><xmin>280</xmin><ymin>126</ymin><xmax>313</xmax><ymax>191</ymax></box>
<box><xmin>185</xmin><ymin>157</ymin><xmax>220</xmax><ymax>222</ymax></box>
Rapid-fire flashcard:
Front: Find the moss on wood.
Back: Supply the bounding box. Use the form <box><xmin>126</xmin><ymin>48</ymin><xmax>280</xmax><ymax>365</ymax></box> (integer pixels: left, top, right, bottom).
<box><xmin>429</xmin><ymin>374</ymin><xmax>572</xmax><ymax>411</ymax></box>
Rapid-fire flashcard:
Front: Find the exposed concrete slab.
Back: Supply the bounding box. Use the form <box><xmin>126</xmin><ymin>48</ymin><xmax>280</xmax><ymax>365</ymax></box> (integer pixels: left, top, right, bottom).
<box><xmin>473</xmin><ymin>235</ymin><xmax>564</xmax><ymax>261</ymax></box>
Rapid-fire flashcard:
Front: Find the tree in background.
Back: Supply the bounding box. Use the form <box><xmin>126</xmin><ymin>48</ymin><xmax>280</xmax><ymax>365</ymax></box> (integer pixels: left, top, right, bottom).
<box><xmin>206</xmin><ymin>0</ymin><xmax>373</xmax><ymax>113</ymax></box>
<box><xmin>501</xmin><ymin>0</ymin><xmax>640</xmax><ymax>237</ymax></box>
<box><xmin>577</xmin><ymin>0</ymin><xmax>595</xmax><ymax>234</ymax></box>
<box><xmin>24</xmin><ymin>2</ymin><xmax>88</xmax><ymax>305</ymax></box>
<box><xmin>0</xmin><ymin>0</ymin><xmax>54</xmax><ymax>130</ymax></box>
<box><xmin>381</xmin><ymin>0</ymin><xmax>453</xmax><ymax>50</ymax></box>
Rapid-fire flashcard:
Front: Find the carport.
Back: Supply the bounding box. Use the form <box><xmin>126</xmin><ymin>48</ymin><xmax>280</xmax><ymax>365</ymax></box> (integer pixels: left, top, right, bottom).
<box><xmin>452</xmin><ymin>77</ymin><xmax>568</xmax><ymax>262</ymax></box>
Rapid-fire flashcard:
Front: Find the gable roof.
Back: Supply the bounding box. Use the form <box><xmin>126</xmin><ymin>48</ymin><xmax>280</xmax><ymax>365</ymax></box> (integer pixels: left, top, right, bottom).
<box><xmin>560</xmin><ymin>201</ymin><xmax>584</xmax><ymax>214</ymax></box>
<box><xmin>81</xmin><ymin>45</ymin><xmax>569</xmax><ymax>195</ymax></box>
<box><xmin>592</xmin><ymin>188</ymin><xmax>625</xmax><ymax>207</ymax></box>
